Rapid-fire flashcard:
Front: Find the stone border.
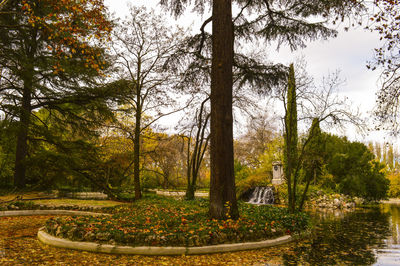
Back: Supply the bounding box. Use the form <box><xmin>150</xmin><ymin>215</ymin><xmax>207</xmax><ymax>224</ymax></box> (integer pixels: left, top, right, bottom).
<box><xmin>0</xmin><ymin>210</ymin><xmax>110</xmax><ymax>217</ymax></box>
<box><xmin>37</xmin><ymin>228</ymin><xmax>292</xmax><ymax>255</ymax></box>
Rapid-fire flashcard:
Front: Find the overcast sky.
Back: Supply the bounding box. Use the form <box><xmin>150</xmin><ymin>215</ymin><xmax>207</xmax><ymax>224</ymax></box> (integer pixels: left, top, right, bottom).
<box><xmin>104</xmin><ymin>1</ymin><xmax>393</xmax><ymax>144</ymax></box>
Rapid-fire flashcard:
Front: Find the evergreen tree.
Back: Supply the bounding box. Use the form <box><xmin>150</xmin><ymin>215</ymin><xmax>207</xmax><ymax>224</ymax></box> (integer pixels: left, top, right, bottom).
<box><xmin>283</xmin><ymin>64</ymin><xmax>298</xmax><ymax>213</ymax></box>
<box><xmin>298</xmin><ymin>118</ymin><xmax>323</xmax><ymax>210</ymax></box>
<box><xmin>0</xmin><ymin>0</ymin><xmax>114</xmax><ymax>188</ymax></box>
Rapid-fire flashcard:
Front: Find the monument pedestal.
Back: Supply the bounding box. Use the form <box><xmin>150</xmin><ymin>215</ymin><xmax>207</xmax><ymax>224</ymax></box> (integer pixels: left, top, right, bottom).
<box><xmin>272</xmin><ymin>161</ymin><xmax>284</xmax><ymax>185</ymax></box>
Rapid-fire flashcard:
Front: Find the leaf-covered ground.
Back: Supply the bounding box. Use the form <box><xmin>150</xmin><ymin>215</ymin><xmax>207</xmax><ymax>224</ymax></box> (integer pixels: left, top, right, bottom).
<box><xmin>0</xmin><ymin>215</ymin><xmax>291</xmax><ymax>265</ymax></box>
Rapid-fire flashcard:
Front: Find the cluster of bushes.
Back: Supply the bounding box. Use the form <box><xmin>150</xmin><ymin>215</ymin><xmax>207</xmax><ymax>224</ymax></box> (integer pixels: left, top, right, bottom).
<box><xmin>44</xmin><ymin>195</ymin><xmax>309</xmax><ymax>247</ymax></box>
<box><xmin>235</xmin><ymin>134</ymin><xmax>390</xmax><ymax>203</ymax></box>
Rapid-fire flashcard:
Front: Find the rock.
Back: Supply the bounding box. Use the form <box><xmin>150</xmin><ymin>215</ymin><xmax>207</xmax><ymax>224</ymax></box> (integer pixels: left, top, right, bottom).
<box><xmin>333</xmin><ymin>198</ymin><xmax>341</xmax><ymax>207</ymax></box>
<box><xmin>354</xmin><ymin>197</ymin><xmax>364</xmax><ymax>205</ymax></box>
<box><xmin>96</xmin><ymin>232</ymin><xmax>111</xmax><ymax>241</ymax></box>
<box><xmin>84</xmin><ymin>232</ymin><xmax>96</xmax><ymax>241</ymax></box>
<box><xmin>346</xmin><ymin>202</ymin><xmax>356</xmax><ymax>208</ymax></box>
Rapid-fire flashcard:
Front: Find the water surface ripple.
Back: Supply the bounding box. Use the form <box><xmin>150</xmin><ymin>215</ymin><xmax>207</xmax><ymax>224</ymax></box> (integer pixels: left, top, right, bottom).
<box><xmin>282</xmin><ymin>204</ymin><xmax>400</xmax><ymax>265</ymax></box>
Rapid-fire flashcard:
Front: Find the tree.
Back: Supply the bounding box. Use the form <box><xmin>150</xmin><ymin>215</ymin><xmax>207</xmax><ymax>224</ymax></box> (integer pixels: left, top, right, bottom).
<box><xmin>235</xmin><ymin>113</ymin><xmax>277</xmax><ymax>168</ymax></box>
<box><xmin>283</xmin><ymin>64</ymin><xmax>298</xmax><ymax>213</ymax></box>
<box><xmin>0</xmin><ymin>117</ymin><xmax>16</xmax><ymax>188</ymax></box>
<box><xmin>370</xmin><ymin>0</ymin><xmax>400</xmax><ymax>133</ymax></box>
<box><xmin>146</xmin><ymin>134</ymin><xmax>184</xmax><ymax>189</ymax></box>
<box><xmin>111</xmin><ymin>7</ymin><xmax>185</xmax><ymax>199</ymax></box>
<box><xmin>207</xmin><ymin>0</ymin><xmax>239</xmax><ymax>219</ymax></box>
<box><xmin>388</xmin><ymin>143</ymin><xmax>394</xmax><ymax>169</ymax></box>
<box><xmin>298</xmin><ymin>118</ymin><xmax>323</xmax><ymax>210</ymax></box>
<box><xmin>0</xmin><ymin>0</ymin><xmax>113</xmax><ymax>188</ymax></box>
<box><xmin>375</xmin><ymin>142</ymin><xmax>382</xmax><ymax>162</ymax></box>
<box><xmin>182</xmin><ymin>97</ymin><xmax>210</xmax><ymax>200</ymax></box>
<box><xmin>27</xmin><ymin>104</ymin><xmax>127</xmax><ymax>196</ymax></box>
<box><xmin>160</xmin><ymin>0</ymin><xmax>365</xmax><ymax>219</ymax></box>
<box><xmin>322</xmin><ymin>134</ymin><xmax>389</xmax><ymax>201</ymax></box>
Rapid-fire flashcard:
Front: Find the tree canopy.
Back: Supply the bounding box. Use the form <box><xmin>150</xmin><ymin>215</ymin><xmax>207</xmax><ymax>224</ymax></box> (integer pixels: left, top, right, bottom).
<box><xmin>0</xmin><ymin>0</ymin><xmax>115</xmax><ymax>188</ymax></box>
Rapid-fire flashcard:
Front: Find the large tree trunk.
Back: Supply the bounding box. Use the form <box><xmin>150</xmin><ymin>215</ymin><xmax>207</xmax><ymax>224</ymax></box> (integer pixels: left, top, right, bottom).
<box><xmin>14</xmin><ymin>82</ymin><xmax>31</xmax><ymax>189</ymax></box>
<box><xmin>186</xmin><ymin>182</ymin><xmax>195</xmax><ymax>200</ymax></box>
<box><xmin>209</xmin><ymin>0</ymin><xmax>239</xmax><ymax>220</ymax></box>
<box><xmin>162</xmin><ymin>171</ymin><xmax>170</xmax><ymax>189</ymax></box>
<box><xmin>14</xmin><ymin>39</ymin><xmax>35</xmax><ymax>189</ymax></box>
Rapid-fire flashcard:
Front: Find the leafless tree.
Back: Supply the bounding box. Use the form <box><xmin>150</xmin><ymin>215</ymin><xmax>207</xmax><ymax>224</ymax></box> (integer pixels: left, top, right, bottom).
<box><xmin>274</xmin><ymin>60</ymin><xmax>364</xmax><ymax>133</ymax></box>
<box><xmin>235</xmin><ymin>112</ymin><xmax>277</xmax><ymax>168</ymax></box>
<box><xmin>111</xmin><ymin>6</ymin><xmax>187</xmax><ymax>199</ymax></box>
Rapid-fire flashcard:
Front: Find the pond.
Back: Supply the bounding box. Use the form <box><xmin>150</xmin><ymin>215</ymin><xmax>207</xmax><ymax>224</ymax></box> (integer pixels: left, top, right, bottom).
<box><xmin>283</xmin><ymin>204</ymin><xmax>400</xmax><ymax>265</ymax></box>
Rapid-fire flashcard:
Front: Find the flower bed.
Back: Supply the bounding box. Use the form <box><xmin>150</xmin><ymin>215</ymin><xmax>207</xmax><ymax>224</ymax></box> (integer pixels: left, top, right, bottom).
<box><xmin>44</xmin><ymin>195</ymin><xmax>309</xmax><ymax>247</ymax></box>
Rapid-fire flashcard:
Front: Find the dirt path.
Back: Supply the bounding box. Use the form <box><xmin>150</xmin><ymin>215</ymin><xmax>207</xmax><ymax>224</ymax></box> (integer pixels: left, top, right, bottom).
<box><xmin>0</xmin><ymin>215</ymin><xmax>290</xmax><ymax>265</ymax></box>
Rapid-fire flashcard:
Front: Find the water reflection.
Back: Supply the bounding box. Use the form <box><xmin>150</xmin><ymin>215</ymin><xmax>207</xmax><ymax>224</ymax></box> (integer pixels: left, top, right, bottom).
<box><xmin>374</xmin><ymin>204</ymin><xmax>400</xmax><ymax>265</ymax></box>
<box><xmin>282</xmin><ymin>207</ymin><xmax>393</xmax><ymax>265</ymax></box>
<box><xmin>381</xmin><ymin>204</ymin><xmax>400</xmax><ymax>245</ymax></box>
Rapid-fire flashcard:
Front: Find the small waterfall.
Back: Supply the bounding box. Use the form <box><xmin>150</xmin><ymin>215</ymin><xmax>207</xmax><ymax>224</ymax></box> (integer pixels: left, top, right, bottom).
<box><xmin>248</xmin><ymin>186</ymin><xmax>274</xmax><ymax>204</ymax></box>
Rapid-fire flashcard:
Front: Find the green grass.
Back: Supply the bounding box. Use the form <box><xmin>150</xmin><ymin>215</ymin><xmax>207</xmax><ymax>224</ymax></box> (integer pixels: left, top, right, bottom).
<box><xmin>44</xmin><ymin>194</ymin><xmax>310</xmax><ymax>247</ymax></box>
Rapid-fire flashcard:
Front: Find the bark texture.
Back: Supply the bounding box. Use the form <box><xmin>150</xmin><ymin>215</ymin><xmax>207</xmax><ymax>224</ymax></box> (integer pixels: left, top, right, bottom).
<box><xmin>209</xmin><ymin>0</ymin><xmax>239</xmax><ymax>219</ymax></box>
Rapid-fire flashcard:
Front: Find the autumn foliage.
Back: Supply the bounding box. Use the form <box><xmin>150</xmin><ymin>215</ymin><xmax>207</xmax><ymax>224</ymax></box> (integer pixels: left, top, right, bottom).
<box><xmin>20</xmin><ymin>0</ymin><xmax>112</xmax><ymax>74</ymax></box>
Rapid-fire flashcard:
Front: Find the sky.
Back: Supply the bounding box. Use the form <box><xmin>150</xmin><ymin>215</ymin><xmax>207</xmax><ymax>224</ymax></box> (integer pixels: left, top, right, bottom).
<box><xmin>104</xmin><ymin>1</ymin><xmax>393</xmax><ymax>144</ymax></box>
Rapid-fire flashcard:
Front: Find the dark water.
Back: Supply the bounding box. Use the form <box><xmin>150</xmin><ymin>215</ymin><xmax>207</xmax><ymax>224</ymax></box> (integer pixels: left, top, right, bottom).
<box><xmin>282</xmin><ymin>204</ymin><xmax>400</xmax><ymax>265</ymax></box>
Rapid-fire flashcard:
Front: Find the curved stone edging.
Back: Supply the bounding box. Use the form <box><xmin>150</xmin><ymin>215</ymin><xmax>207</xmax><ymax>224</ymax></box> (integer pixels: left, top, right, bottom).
<box><xmin>1</xmin><ymin>210</ymin><xmax>299</xmax><ymax>255</ymax></box>
<box><xmin>37</xmin><ymin>228</ymin><xmax>292</xmax><ymax>255</ymax></box>
<box><xmin>0</xmin><ymin>210</ymin><xmax>110</xmax><ymax>217</ymax></box>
